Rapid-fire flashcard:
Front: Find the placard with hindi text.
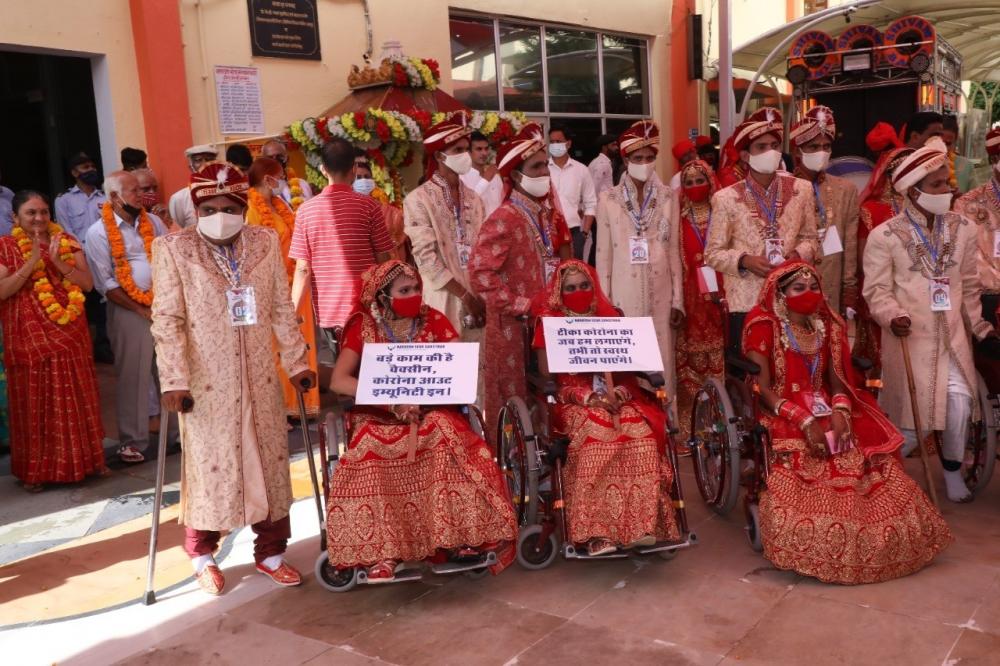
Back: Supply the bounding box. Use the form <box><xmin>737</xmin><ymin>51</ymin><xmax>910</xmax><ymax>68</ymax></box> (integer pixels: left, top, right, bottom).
<box><xmin>541</xmin><ymin>317</ymin><xmax>663</xmax><ymax>373</ymax></box>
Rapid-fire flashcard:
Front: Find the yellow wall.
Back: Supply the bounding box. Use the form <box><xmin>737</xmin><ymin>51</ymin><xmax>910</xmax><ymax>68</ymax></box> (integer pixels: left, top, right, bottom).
<box><xmin>0</xmin><ymin>0</ymin><xmax>147</xmax><ymax>170</ymax></box>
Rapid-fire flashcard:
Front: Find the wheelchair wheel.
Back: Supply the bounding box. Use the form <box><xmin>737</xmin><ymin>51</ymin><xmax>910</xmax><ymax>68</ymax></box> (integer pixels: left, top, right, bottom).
<box><xmin>744</xmin><ymin>501</ymin><xmax>763</xmax><ymax>552</ymax></box>
<box><xmin>964</xmin><ymin>374</ymin><xmax>998</xmax><ymax>493</ymax></box>
<box><xmin>497</xmin><ymin>397</ymin><xmax>540</xmax><ymax>526</ymax></box>
<box><xmin>690</xmin><ymin>377</ymin><xmax>741</xmax><ymax>515</ymax></box>
<box><xmin>516</xmin><ymin>525</ymin><xmax>558</xmax><ymax>570</ymax></box>
<box><xmin>315</xmin><ymin>552</ymin><xmax>358</xmax><ymax>592</ymax></box>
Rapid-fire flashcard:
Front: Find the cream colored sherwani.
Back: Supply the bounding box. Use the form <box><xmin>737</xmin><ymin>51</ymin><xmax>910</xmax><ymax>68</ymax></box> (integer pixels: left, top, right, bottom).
<box><xmin>862</xmin><ymin>204</ymin><xmax>991</xmax><ymax>430</ymax></box>
<box><xmin>596</xmin><ymin>177</ymin><xmax>683</xmax><ymax>395</ymax></box>
<box><xmin>705</xmin><ymin>174</ymin><xmax>820</xmax><ymax>313</ymax></box>
<box><xmin>797</xmin><ymin>170</ymin><xmax>859</xmax><ymax>313</ymax></box>
<box><xmin>151</xmin><ymin>226</ymin><xmax>309</xmax><ymax>531</ymax></box>
<box><xmin>954</xmin><ymin>179</ymin><xmax>1000</xmax><ymax>294</ymax></box>
<box><xmin>404</xmin><ymin>178</ymin><xmax>485</xmax><ymax>340</ymax></box>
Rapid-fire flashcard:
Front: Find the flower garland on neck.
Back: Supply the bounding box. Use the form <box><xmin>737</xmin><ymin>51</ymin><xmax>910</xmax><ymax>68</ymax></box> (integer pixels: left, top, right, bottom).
<box><xmin>285</xmin><ymin>165</ymin><xmax>305</xmax><ymax>211</ymax></box>
<box><xmin>101</xmin><ymin>202</ymin><xmax>154</xmax><ymax>306</ymax></box>
<box><xmin>248</xmin><ymin>187</ymin><xmax>296</xmax><ymax>276</ymax></box>
<box><xmin>12</xmin><ymin>223</ymin><xmax>85</xmax><ymax>325</ymax></box>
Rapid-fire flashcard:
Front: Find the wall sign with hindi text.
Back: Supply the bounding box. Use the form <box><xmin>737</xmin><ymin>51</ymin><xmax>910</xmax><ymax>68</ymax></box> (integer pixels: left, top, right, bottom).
<box><xmin>247</xmin><ymin>0</ymin><xmax>321</xmax><ymax>60</ymax></box>
<box><xmin>541</xmin><ymin>317</ymin><xmax>663</xmax><ymax>373</ymax></box>
<box><xmin>356</xmin><ymin>343</ymin><xmax>480</xmax><ymax>405</ymax></box>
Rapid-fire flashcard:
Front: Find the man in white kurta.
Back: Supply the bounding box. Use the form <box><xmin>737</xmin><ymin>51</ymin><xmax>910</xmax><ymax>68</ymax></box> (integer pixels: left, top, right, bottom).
<box><xmin>863</xmin><ymin>138</ymin><xmax>996</xmax><ymax>503</ymax></box>
<box><xmin>151</xmin><ymin>163</ymin><xmax>314</xmax><ymax>595</ymax></box>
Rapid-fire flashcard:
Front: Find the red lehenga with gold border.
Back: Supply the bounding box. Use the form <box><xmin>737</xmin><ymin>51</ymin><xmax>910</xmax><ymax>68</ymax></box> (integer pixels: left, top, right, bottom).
<box><xmin>742</xmin><ymin>261</ymin><xmax>951</xmax><ymax>585</ymax></box>
<box><xmin>532</xmin><ymin>260</ymin><xmax>680</xmax><ymax>546</ymax></box>
<box><xmin>325</xmin><ymin>262</ymin><xmax>517</xmax><ymax>572</ymax></box>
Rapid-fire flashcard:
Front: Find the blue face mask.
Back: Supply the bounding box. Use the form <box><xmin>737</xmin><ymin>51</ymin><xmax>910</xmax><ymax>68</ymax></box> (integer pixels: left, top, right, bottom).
<box><xmin>352</xmin><ymin>178</ymin><xmax>376</xmax><ymax>196</ymax></box>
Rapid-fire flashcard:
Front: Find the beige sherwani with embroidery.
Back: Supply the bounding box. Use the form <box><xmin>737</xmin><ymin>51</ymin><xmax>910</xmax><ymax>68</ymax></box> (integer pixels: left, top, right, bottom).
<box><xmin>801</xmin><ymin>171</ymin><xmax>859</xmax><ymax>313</ymax></box>
<box><xmin>705</xmin><ymin>173</ymin><xmax>820</xmax><ymax>313</ymax></box>
<box><xmin>862</xmin><ymin>205</ymin><xmax>991</xmax><ymax>430</ymax></box>
<box><xmin>596</xmin><ymin>178</ymin><xmax>683</xmax><ymax>395</ymax></box>
<box><xmin>404</xmin><ymin>179</ymin><xmax>485</xmax><ymax>341</ymax></box>
<box><xmin>151</xmin><ymin>226</ymin><xmax>309</xmax><ymax>531</ymax></box>
<box><xmin>954</xmin><ymin>179</ymin><xmax>1000</xmax><ymax>294</ymax></box>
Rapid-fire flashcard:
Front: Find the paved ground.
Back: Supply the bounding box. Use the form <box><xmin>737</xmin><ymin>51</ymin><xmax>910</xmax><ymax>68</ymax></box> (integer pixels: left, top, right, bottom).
<box><xmin>2</xmin><ymin>456</ymin><xmax>998</xmax><ymax>666</ymax></box>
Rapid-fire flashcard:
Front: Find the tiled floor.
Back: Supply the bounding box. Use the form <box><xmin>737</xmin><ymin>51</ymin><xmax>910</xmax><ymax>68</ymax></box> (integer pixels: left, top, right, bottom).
<box><xmin>4</xmin><ymin>459</ymin><xmax>997</xmax><ymax>666</ymax></box>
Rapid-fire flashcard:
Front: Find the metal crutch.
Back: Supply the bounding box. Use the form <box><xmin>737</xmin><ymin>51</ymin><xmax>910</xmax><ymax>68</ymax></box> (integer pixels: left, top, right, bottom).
<box><xmin>143</xmin><ymin>396</ymin><xmax>192</xmax><ymax>606</ymax></box>
<box><xmin>295</xmin><ymin>378</ymin><xmax>326</xmax><ymax>550</ymax></box>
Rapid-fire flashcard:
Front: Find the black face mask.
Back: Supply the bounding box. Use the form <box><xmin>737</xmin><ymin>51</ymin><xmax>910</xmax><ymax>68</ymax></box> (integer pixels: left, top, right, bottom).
<box><xmin>116</xmin><ymin>196</ymin><xmax>142</xmax><ymax>218</ymax></box>
<box><xmin>79</xmin><ymin>170</ymin><xmax>102</xmax><ymax>187</ymax></box>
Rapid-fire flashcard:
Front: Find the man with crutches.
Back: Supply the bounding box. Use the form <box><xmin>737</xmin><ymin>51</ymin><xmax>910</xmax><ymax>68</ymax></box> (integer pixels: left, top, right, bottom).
<box><xmin>148</xmin><ymin>163</ymin><xmax>315</xmax><ymax>595</ymax></box>
<box><xmin>863</xmin><ymin>137</ymin><xmax>998</xmax><ymax>504</ymax></box>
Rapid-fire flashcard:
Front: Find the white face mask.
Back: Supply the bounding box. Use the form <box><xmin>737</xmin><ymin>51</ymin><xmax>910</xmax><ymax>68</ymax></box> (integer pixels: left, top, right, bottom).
<box><xmin>915</xmin><ymin>189</ymin><xmax>952</xmax><ymax>216</ymax></box>
<box><xmin>748</xmin><ymin>149</ymin><xmax>782</xmax><ymax>175</ymax></box>
<box><xmin>800</xmin><ymin>150</ymin><xmax>831</xmax><ymax>173</ymax></box>
<box><xmin>548</xmin><ymin>142</ymin><xmax>568</xmax><ymax>158</ymax></box>
<box><xmin>442</xmin><ymin>151</ymin><xmax>472</xmax><ymax>176</ymax></box>
<box><xmin>517</xmin><ymin>172</ymin><xmax>551</xmax><ymax>198</ymax></box>
<box><xmin>627</xmin><ymin>162</ymin><xmax>654</xmax><ymax>183</ymax></box>
<box><xmin>198</xmin><ymin>212</ymin><xmax>245</xmax><ymax>241</ymax></box>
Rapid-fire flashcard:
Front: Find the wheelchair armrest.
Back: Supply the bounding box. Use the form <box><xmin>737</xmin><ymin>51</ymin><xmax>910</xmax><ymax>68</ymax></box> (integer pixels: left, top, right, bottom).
<box><xmin>850</xmin><ymin>355</ymin><xmax>873</xmax><ymax>372</ymax></box>
<box><xmin>635</xmin><ymin>371</ymin><xmax>665</xmax><ymax>389</ymax></box>
<box><xmin>725</xmin><ymin>351</ymin><xmax>760</xmax><ymax>376</ymax></box>
<box><xmin>527</xmin><ymin>371</ymin><xmax>558</xmax><ymax>397</ymax></box>
<box><xmin>335</xmin><ymin>395</ymin><xmax>355</xmax><ymax>412</ymax></box>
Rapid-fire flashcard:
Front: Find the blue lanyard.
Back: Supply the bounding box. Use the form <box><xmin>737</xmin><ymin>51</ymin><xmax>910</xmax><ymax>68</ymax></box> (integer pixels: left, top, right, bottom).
<box><xmin>991</xmin><ymin>179</ymin><xmax>1000</xmax><ymax>207</ymax></box>
<box><xmin>213</xmin><ymin>244</ymin><xmax>241</xmax><ymax>286</ymax></box>
<box><xmin>626</xmin><ymin>180</ymin><xmax>655</xmax><ymax>231</ymax></box>
<box><xmin>748</xmin><ymin>179</ymin><xmax>779</xmax><ymax>233</ymax></box>
<box><xmin>904</xmin><ymin>209</ymin><xmax>943</xmax><ymax>265</ymax></box>
<box><xmin>381</xmin><ymin>318</ymin><xmax>417</xmax><ymax>343</ymax></box>
<box><xmin>510</xmin><ymin>199</ymin><xmax>553</xmax><ymax>255</ymax></box>
<box><xmin>812</xmin><ymin>182</ymin><xmax>828</xmax><ymax>230</ymax></box>
<box><xmin>783</xmin><ymin>322</ymin><xmax>820</xmax><ymax>383</ymax></box>
<box><xmin>688</xmin><ymin>208</ymin><xmax>712</xmax><ymax>249</ymax></box>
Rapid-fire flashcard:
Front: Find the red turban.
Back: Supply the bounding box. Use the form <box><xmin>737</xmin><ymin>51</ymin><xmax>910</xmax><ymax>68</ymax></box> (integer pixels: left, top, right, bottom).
<box><xmin>732</xmin><ymin>107</ymin><xmax>783</xmax><ymax>152</ymax></box>
<box><xmin>189</xmin><ymin>162</ymin><xmax>249</xmax><ymax>207</ymax></box>
<box><xmin>866</xmin><ymin>121</ymin><xmax>902</xmax><ymax>154</ymax></box>
<box><xmin>987</xmin><ymin>127</ymin><xmax>1000</xmax><ymax>157</ymax></box>
<box><xmin>892</xmin><ymin>137</ymin><xmax>948</xmax><ymax>194</ymax></box>
<box><xmin>619</xmin><ymin>120</ymin><xmax>660</xmax><ymax>158</ymax></box>
<box><xmin>423</xmin><ymin>111</ymin><xmax>473</xmax><ymax>179</ymax></box>
<box><xmin>671</xmin><ymin>139</ymin><xmax>695</xmax><ymax>162</ymax></box>
<box><xmin>790</xmin><ymin>105</ymin><xmax>835</xmax><ymax>146</ymax></box>
<box><xmin>695</xmin><ymin>135</ymin><xmax>713</xmax><ymax>148</ymax></box>
<box><xmin>497</xmin><ymin>123</ymin><xmax>546</xmax><ymax>178</ymax></box>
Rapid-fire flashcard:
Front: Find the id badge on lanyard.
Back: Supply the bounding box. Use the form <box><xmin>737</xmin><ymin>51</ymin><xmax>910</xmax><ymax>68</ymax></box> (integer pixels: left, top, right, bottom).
<box><xmin>929</xmin><ymin>277</ymin><xmax>951</xmax><ymax>311</ymax></box>
<box><xmin>629</xmin><ymin>236</ymin><xmax>650</xmax><ymax>264</ymax></box>
<box><xmin>820</xmin><ymin>225</ymin><xmax>843</xmax><ymax>256</ymax></box>
<box><xmin>697</xmin><ymin>265</ymin><xmax>719</xmax><ymax>294</ymax></box>
<box><xmin>765</xmin><ymin>238</ymin><xmax>785</xmax><ymax>266</ymax></box>
<box><xmin>457</xmin><ymin>241</ymin><xmax>472</xmax><ymax>269</ymax></box>
<box><xmin>805</xmin><ymin>391</ymin><xmax>832</xmax><ymax>417</ymax></box>
<box><xmin>226</xmin><ymin>286</ymin><xmax>258</xmax><ymax>326</ymax></box>
<box><xmin>544</xmin><ymin>258</ymin><xmax>559</xmax><ymax>284</ymax></box>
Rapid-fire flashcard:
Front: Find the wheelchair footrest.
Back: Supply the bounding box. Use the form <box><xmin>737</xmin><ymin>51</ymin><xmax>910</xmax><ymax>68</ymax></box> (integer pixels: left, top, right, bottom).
<box><xmin>563</xmin><ymin>544</ymin><xmax>630</xmax><ymax>560</ymax></box>
<box><xmin>430</xmin><ymin>551</ymin><xmax>497</xmax><ymax>575</ymax></box>
<box><xmin>634</xmin><ymin>532</ymin><xmax>698</xmax><ymax>555</ymax></box>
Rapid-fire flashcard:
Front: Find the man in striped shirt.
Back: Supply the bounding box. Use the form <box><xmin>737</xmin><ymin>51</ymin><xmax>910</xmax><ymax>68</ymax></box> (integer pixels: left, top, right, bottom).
<box><xmin>290</xmin><ymin>139</ymin><xmax>394</xmax><ymax>352</ymax></box>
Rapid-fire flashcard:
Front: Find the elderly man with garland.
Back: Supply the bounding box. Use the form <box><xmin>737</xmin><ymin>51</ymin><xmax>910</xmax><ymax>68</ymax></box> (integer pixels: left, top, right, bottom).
<box><xmin>262</xmin><ymin>139</ymin><xmax>314</xmax><ymax>210</ymax></box>
<box><xmin>790</xmin><ymin>106</ymin><xmax>859</xmax><ymax>314</ymax></box>
<box><xmin>404</xmin><ymin>115</ymin><xmax>487</xmax><ymax>338</ymax></box>
<box><xmin>864</xmin><ymin>137</ymin><xmax>998</xmax><ymax>504</ymax></box>
<box><xmin>85</xmin><ymin>171</ymin><xmax>170</xmax><ymax>464</ymax></box>
<box><xmin>704</xmin><ymin>107</ymin><xmax>820</xmax><ymax>351</ymax></box>
<box><xmin>151</xmin><ymin>163</ymin><xmax>315</xmax><ymax>595</ymax></box>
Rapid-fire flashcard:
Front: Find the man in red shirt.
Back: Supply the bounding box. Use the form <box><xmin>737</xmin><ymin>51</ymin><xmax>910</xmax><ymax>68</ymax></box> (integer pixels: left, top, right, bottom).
<box><xmin>290</xmin><ymin>138</ymin><xmax>394</xmax><ymax>353</ymax></box>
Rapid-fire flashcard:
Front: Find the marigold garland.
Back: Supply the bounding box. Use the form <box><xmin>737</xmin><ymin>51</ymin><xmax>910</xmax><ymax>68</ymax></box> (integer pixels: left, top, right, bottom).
<box><xmin>284</xmin><ymin>165</ymin><xmax>305</xmax><ymax>210</ymax></box>
<box><xmin>12</xmin><ymin>222</ymin><xmax>86</xmax><ymax>326</ymax></box>
<box><xmin>247</xmin><ymin>187</ymin><xmax>297</xmax><ymax>277</ymax></box>
<box><xmin>101</xmin><ymin>202</ymin><xmax>154</xmax><ymax>306</ymax></box>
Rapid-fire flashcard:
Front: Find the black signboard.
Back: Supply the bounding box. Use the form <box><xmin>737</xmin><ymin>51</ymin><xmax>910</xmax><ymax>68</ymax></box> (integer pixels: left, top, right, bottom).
<box><xmin>247</xmin><ymin>0</ymin><xmax>321</xmax><ymax>61</ymax></box>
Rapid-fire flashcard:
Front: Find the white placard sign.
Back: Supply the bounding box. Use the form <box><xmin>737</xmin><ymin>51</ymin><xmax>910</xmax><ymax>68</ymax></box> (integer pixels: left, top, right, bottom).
<box><xmin>541</xmin><ymin>317</ymin><xmax>663</xmax><ymax>373</ymax></box>
<box><xmin>214</xmin><ymin>65</ymin><xmax>265</xmax><ymax>135</ymax></box>
<box><xmin>356</xmin><ymin>343</ymin><xmax>479</xmax><ymax>405</ymax></box>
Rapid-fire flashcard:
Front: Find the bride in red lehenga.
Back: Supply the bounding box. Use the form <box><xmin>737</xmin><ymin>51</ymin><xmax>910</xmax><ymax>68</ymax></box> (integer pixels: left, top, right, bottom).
<box><xmin>531</xmin><ymin>259</ymin><xmax>680</xmax><ymax>557</ymax></box>
<box><xmin>743</xmin><ymin>260</ymin><xmax>951</xmax><ymax>584</ymax></box>
<box><xmin>327</xmin><ymin>260</ymin><xmax>517</xmax><ymax>582</ymax></box>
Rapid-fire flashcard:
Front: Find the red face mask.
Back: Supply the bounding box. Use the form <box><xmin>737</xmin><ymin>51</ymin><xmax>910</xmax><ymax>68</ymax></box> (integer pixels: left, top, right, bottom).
<box><xmin>390</xmin><ymin>293</ymin><xmax>422</xmax><ymax>318</ymax></box>
<box><xmin>683</xmin><ymin>183</ymin><xmax>711</xmax><ymax>203</ymax></box>
<box><xmin>139</xmin><ymin>192</ymin><xmax>159</xmax><ymax>209</ymax></box>
<box><xmin>563</xmin><ymin>289</ymin><xmax>594</xmax><ymax>314</ymax></box>
<box><xmin>785</xmin><ymin>290</ymin><xmax>823</xmax><ymax>314</ymax></box>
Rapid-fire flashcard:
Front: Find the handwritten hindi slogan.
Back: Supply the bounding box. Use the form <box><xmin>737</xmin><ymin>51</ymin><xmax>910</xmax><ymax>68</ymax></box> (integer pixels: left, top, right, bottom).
<box><xmin>541</xmin><ymin>317</ymin><xmax>663</xmax><ymax>373</ymax></box>
<box><xmin>356</xmin><ymin>343</ymin><xmax>479</xmax><ymax>406</ymax></box>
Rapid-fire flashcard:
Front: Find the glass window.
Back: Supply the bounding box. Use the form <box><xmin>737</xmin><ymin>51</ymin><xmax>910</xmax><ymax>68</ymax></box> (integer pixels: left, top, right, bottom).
<box><xmin>545</xmin><ymin>29</ymin><xmax>599</xmax><ymax>114</ymax></box>
<box><xmin>450</xmin><ymin>17</ymin><xmax>499</xmax><ymax>110</ymax></box>
<box><xmin>548</xmin><ymin>118</ymin><xmax>604</xmax><ymax>165</ymax></box>
<box><xmin>603</xmin><ymin>34</ymin><xmax>649</xmax><ymax>115</ymax></box>
<box><xmin>499</xmin><ymin>23</ymin><xmax>544</xmax><ymax>113</ymax></box>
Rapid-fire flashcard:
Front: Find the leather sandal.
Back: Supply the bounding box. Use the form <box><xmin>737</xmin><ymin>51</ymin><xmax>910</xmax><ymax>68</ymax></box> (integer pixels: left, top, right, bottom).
<box><xmin>367</xmin><ymin>559</ymin><xmax>399</xmax><ymax>583</ymax></box>
<box><xmin>587</xmin><ymin>538</ymin><xmax>617</xmax><ymax>557</ymax></box>
<box><xmin>196</xmin><ymin>564</ymin><xmax>225</xmax><ymax>595</ymax></box>
<box><xmin>255</xmin><ymin>561</ymin><xmax>303</xmax><ymax>587</ymax></box>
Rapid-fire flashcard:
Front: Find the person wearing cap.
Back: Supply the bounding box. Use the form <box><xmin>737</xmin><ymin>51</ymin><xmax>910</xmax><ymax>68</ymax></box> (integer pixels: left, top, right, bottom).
<box><xmin>54</xmin><ymin>152</ymin><xmax>107</xmax><ymax>243</ymax></box>
<box><xmin>470</xmin><ymin>123</ymin><xmax>572</xmax><ymax>437</ymax></box>
<box><xmin>704</xmin><ymin>107</ymin><xmax>819</xmax><ymax>349</ymax></box>
<box><xmin>404</xmin><ymin>114</ymin><xmax>487</xmax><ymax>339</ymax></box>
<box><xmin>588</xmin><ymin>133</ymin><xmax>620</xmax><ymax>199</ymax></box>
<box><xmin>461</xmin><ymin>130</ymin><xmax>504</xmax><ymax>217</ymax></box>
<box><xmin>168</xmin><ymin>145</ymin><xmax>217</xmax><ymax>229</ymax></box>
<box><xmin>595</xmin><ymin>120</ymin><xmax>684</xmax><ymax>393</ymax></box>
<box><xmin>668</xmin><ymin>139</ymin><xmax>697</xmax><ymax>192</ymax></box>
<box><xmin>790</xmin><ymin>106</ymin><xmax>859</xmax><ymax>314</ymax></box>
<box><xmin>85</xmin><ymin>171</ymin><xmax>170</xmax><ymax>464</ymax></box>
<box><xmin>863</xmin><ymin>137</ymin><xmax>998</xmax><ymax>504</ymax></box>
<box><xmin>262</xmin><ymin>139</ymin><xmax>314</xmax><ymax>210</ymax></box>
<box><xmin>151</xmin><ymin>163</ymin><xmax>315</xmax><ymax>595</ymax></box>
<box><xmin>548</xmin><ymin>125</ymin><xmax>598</xmax><ymax>260</ymax></box>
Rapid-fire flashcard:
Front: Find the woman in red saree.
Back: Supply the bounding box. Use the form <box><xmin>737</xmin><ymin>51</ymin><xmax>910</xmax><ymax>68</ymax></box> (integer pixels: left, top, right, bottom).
<box><xmin>675</xmin><ymin>160</ymin><xmax>726</xmax><ymax>441</ymax></box>
<box><xmin>743</xmin><ymin>260</ymin><xmax>950</xmax><ymax>584</ymax></box>
<box><xmin>0</xmin><ymin>191</ymin><xmax>106</xmax><ymax>491</ymax></box>
<box><xmin>532</xmin><ymin>259</ymin><xmax>680</xmax><ymax>556</ymax></box>
<box><xmin>327</xmin><ymin>260</ymin><xmax>517</xmax><ymax>582</ymax></box>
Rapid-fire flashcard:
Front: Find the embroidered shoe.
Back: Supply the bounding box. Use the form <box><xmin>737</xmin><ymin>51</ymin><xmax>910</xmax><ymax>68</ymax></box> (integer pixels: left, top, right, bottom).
<box><xmin>255</xmin><ymin>561</ymin><xmax>303</xmax><ymax>587</ymax></box>
<box><xmin>195</xmin><ymin>564</ymin><xmax>225</xmax><ymax>595</ymax></box>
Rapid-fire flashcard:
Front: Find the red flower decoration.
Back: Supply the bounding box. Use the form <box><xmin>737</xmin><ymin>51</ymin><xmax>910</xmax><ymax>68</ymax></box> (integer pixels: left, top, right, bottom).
<box><xmin>353</xmin><ymin>111</ymin><xmax>366</xmax><ymax>129</ymax></box>
<box><xmin>393</xmin><ymin>63</ymin><xmax>409</xmax><ymax>87</ymax></box>
<box><xmin>423</xmin><ymin>58</ymin><xmax>440</xmax><ymax>80</ymax></box>
<box><xmin>367</xmin><ymin>149</ymin><xmax>386</xmax><ymax>167</ymax></box>
<box><xmin>375</xmin><ymin>119</ymin><xmax>391</xmax><ymax>142</ymax></box>
<box><xmin>317</xmin><ymin>117</ymin><xmax>331</xmax><ymax>141</ymax></box>
<box><xmin>406</xmin><ymin>108</ymin><xmax>432</xmax><ymax>131</ymax></box>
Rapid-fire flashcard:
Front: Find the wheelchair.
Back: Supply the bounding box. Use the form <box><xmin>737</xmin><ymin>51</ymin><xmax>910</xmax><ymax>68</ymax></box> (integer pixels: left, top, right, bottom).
<box><xmin>964</xmin><ymin>348</ymin><xmax>999</xmax><ymax>494</ymax></box>
<box><xmin>307</xmin><ymin>328</ymin><xmax>500</xmax><ymax>592</ymax></box>
<box><xmin>496</xmin><ymin>317</ymin><xmax>697</xmax><ymax>570</ymax></box>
